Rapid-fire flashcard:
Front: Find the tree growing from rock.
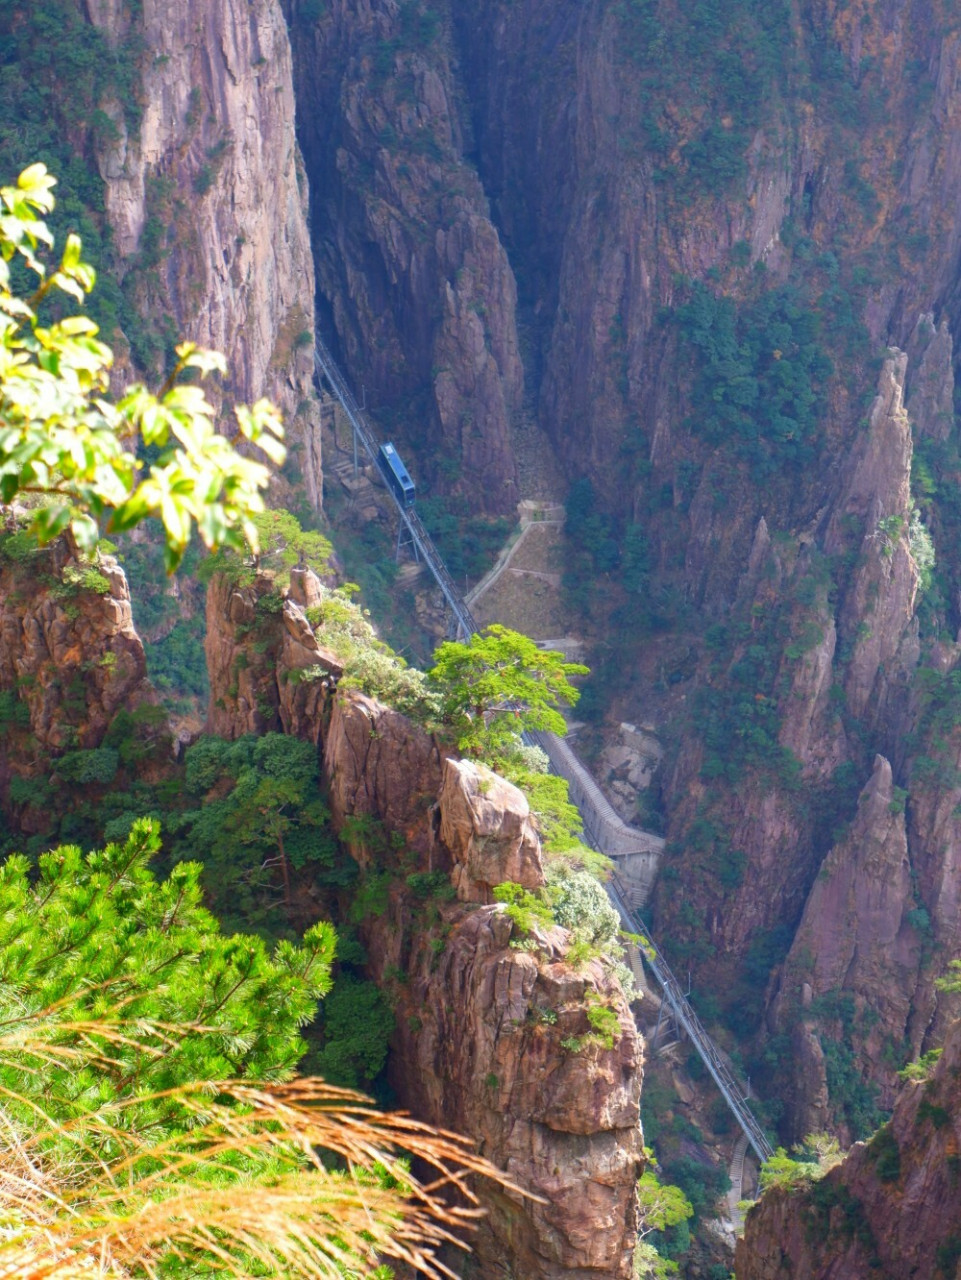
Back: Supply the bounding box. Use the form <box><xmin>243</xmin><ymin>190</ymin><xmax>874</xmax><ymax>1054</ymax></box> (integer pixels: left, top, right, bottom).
<box><xmin>428</xmin><ymin>623</ymin><xmax>588</xmax><ymax>756</ymax></box>
<box><xmin>633</xmin><ymin>1168</ymin><xmax>694</xmax><ymax>1278</ymax></box>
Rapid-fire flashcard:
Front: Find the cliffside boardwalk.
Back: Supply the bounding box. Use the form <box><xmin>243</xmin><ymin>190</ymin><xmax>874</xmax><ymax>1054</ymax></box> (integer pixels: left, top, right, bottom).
<box><xmin>313</xmin><ymin>334</ymin><xmax>773</xmax><ymax>1165</ymax></box>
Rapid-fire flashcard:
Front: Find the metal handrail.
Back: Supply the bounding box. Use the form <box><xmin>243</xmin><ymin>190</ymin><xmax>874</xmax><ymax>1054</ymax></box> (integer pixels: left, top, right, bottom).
<box><xmin>312</xmin><ymin>330</ymin><xmax>772</xmax><ymax>1162</ymax></box>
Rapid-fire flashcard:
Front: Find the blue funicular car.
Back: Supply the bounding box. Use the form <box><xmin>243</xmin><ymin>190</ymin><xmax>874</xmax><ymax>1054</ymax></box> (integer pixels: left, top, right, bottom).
<box><xmin>377</xmin><ymin>442</ymin><xmax>416</xmax><ymax>508</ymax></box>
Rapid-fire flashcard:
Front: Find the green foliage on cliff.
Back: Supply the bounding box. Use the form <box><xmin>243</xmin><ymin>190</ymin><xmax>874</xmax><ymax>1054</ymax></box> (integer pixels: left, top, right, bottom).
<box><xmin>428</xmin><ymin>624</ymin><xmax>588</xmax><ymax>755</ymax></box>
<box><xmin>634</xmin><ymin>1167</ymin><xmax>694</xmax><ymax>1278</ymax></box>
<box><xmin>0</xmin><ymin>164</ymin><xmax>286</xmax><ymax>569</ymax></box>
<box><xmin>0</xmin><ymin>0</ymin><xmax>144</xmax><ymax>344</ymax></box>
<box><xmin>676</xmin><ymin>282</ymin><xmax>833</xmax><ymax>475</ymax></box>
<box><xmin>820</xmin><ymin>1034</ymin><xmax>884</xmax><ymax>1141</ymax></box>
<box><xmin>757</xmin><ymin>1133</ymin><xmax>843</xmax><ymax>1194</ymax></box>
<box><xmin>251</xmin><ymin>508</ymin><xmax>334</xmax><ymax>582</ymax></box>
<box><xmin>614</xmin><ymin>0</ymin><xmax>792</xmax><ymax>195</ymax></box>
<box><xmin>418</xmin><ymin>496</ymin><xmax>513</xmax><ymax>582</ymax></box>
<box><xmin>492</xmin><ymin>880</ymin><xmax>554</xmax><ymax>935</ymax></box>
<box><xmin>311</xmin><ymin>974</ymin><xmax>395</xmax><ymax>1088</ymax></box>
<box><xmin>176</xmin><ymin>732</ymin><xmax>349</xmax><ymax>933</ymax></box>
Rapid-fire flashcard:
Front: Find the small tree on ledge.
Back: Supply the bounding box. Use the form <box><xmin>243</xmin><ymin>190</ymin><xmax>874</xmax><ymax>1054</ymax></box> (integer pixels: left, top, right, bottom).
<box><xmin>428</xmin><ymin>623</ymin><xmax>588</xmax><ymax>757</ymax></box>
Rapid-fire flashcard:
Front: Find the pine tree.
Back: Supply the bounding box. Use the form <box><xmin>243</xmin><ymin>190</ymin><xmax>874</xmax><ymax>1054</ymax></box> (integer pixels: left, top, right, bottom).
<box><xmin>428</xmin><ymin>624</ymin><xmax>588</xmax><ymax>756</ymax></box>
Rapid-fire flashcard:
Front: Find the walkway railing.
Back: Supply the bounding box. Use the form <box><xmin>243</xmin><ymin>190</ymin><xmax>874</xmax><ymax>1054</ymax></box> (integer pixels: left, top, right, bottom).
<box><xmin>528</xmin><ymin>729</ymin><xmax>664</xmax><ymax>858</ymax></box>
<box><xmin>312</xmin><ymin>331</ymin><xmax>772</xmax><ymax>1164</ymax></box>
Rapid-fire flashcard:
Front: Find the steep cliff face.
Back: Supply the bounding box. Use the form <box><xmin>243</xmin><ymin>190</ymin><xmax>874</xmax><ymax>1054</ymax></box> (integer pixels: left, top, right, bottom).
<box><xmin>19</xmin><ymin>0</ymin><xmax>961</xmax><ymax>1174</ymax></box>
<box><xmin>85</xmin><ymin>0</ymin><xmax>322</xmax><ymax>505</ymax></box>
<box><xmin>286</xmin><ymin>0</ymin><xmax>522</xmax><ymax>513</ymax></box>
<box><xmin>203</xmin><ymin>567</ymin><xmax>644</xmax><ymax>1278</ymax></box>
<box><xmin>369</xmin><ymin>901</ymin><xmax>642</xmax><ymax>1280</ymax></box>
<box><xmin>772</xmin><ymin>756</ymin><xmax>924</xmax><ymax>1141</ymax></box>
<box><xmin>736</xmin><ymin>1017</ymin><xmax>961</xmax><ymax>1280</ymax></box>
<box><xmin>455</xmin><ymin>0</ymin><xmax>961</xmax><ymax>485</ymax></box>
<box><xmin>326</xmin><ymin>698</ymin><xmax>645</xmax><ymax>1278</ymax></box>
<box><xmin>344</xmin><ymin>733</ymin><xmax>643</xmax><ymax>1280</ymax></box>
<box><xmin>0</xmin><ymin>538</ymin><xmax>150</xmax><ymax>761</ymax></box>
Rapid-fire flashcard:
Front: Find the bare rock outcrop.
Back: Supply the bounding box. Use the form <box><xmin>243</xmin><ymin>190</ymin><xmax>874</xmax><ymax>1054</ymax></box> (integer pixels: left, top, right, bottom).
<box><xmin>86</xmin><ymin>0</ymin><xmax>322</xmax><ymax>506</ymax></box>
<box><xmin>0</xmin><ymin>541</ymin><xmax>150</xmax><ymax>758</ymax></box>
<box><xmin>905</xmin><ymin>314</ymin><xmax>955</xmax><ymax>442</ymax></box>
<box><xmin>825</xmin><ymin>353</ymin><xmax>920</xmax><ymax>728</ymax></box>
<box><xmin>204</xmin><ymin>568</ymin><xmax>342</xmax><ymax>741</ymax></box>
<box><xmin>438</xmin><ymin>757</ymin><xmax>544</xmax><ymax>902</ymax></box>
<box><xmin>773</xmin><ymin>755</ymin><xmax>924</xmax><ymax>1140</ymax></box>
<box><xmin>736</xmin><ymin>1017</ymin><xmax>961</xmax><ymax>1280</ymax></box>
<box><xmin>367</xmin><ymin>897</ymin><xmax>643</xmax><ymax>1280</ymax></box>
<box><xmin>323</xmin><ymin>690</ymin><xmax>443</xmax><ymax>867</ymax></box>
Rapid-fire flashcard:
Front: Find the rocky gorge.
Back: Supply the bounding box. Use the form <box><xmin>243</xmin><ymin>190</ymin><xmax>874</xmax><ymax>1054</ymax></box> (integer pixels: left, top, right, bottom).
<box><xmin>12</xmin><ymin>0</ymin><xmax>961</xmax><ymax>1273</ymax></box>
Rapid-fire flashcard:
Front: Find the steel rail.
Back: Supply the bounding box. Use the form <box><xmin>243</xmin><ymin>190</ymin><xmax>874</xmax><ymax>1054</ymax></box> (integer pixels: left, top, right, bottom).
<box><xmin>606</xmin><ymin>872</ymin><xmax>773</xmax><ymax>1163</ymax></box>
<box><xmin>314</xmin><ymin>336</ymin><xmax>475</xmax><ymax>638</ymax></box>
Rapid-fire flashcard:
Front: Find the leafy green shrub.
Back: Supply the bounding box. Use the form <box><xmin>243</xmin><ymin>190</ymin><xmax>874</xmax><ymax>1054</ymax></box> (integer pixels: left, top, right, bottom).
<box><xmin>406</xmin><ymin>871</ymin><xmax>455</xmax><ymax>901</ymax></box>
<box><xmin>492</xmin><ymin>881</ymin><xmax>554</xmax><ymax>935</ymax></box>
<box><xmin>820</xmin><ymin>1035</ymin><xmax>884</xmax><ymax>1139</ymax></box>
<box><xmin>0</xmin><ymin>528</ymin><xmax>42</xmax><ymax>563</ymax></box>
<box><xmin>865</xmin><ymin>1124</ymin><xmax>900</xmax><ymax>1182</ymax></box>
<box><xmin>312</xmin><ymin>975</ymin><xmax>394</xmax><ymax>1088</ymax></box>
<box><xmin>909</xmin><ymin>508</ymin><xmax>936</xmax><ymax>591</ymax></box>
<box><xmin>54</xmin><ymin>747</ymin><xmax>120</xmax><ymax>785</ymax></box>
<box><xmin>177</xmin><ymin>733</ymin><xmax>340</xmax><ymax>930</ymax></box>
<box><xmin>659</xmin><ymin>1156</ymin><xmax>730</xmax><ymax>1222</ymax></box>
<box><xmin>102</xmin><ymin>704</ymin><xmax>171</xmax><ymax>768</ymax></box>
<box><xmin>56</xmin><ymin>565</ymin><xmax>112</xmax><ymax>597</ymax></box>
<box><xmin>7</xmin><ymin>774</ymin><xmax>50</xmax><ymax>808</ymax></box>
<box><xmin>898</xmin><ymin>1048</ymin><xmax>942</xmax><ymax>1082</ymax></box>
<box><xmin>548</xmin><ymin>868</ymin><xmax>621</xmax><ymax>951</ymax></box>
<box><xmin>0</xmin><ymin>690</ymin><xmax>30</xmax><ymax>729</ymax></box>
<box><xmin>675</xmin><ymin>282</ymin><xmax>832</xmax><ymax>474</ymax></box>
<box><xmin>917</xmin><ymin>1097</ymin><xmax>951</xmax><ymax>1130</ymax></box>
<box><xmin>349</xmin><ymin>870</ymin><xmax>393</xmax><ymax>922</ymax></box>
<box><xmin>340</xmin><ymin>646</ymin><xmax>441</xmax><ymax>722</ymax></box>
<box><xmin>586</xmin><ymin>997</ymin><xmax>621</xmax><ymax>1049</ymax></box>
